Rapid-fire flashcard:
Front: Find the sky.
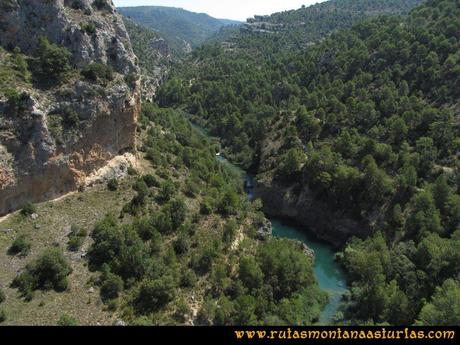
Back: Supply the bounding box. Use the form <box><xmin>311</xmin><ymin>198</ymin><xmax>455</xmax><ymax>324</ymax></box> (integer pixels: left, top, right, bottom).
<box><xmin>112</xmin><ymin>0</ymin><xmax>326</xmax><ymax>21</ymax></box>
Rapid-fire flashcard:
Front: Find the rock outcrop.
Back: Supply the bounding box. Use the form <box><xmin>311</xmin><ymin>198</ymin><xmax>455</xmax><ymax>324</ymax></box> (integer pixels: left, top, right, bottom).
<box><xmin>254</xmin><ymin>179</ymin><xmax>372</xmax><ymax>248</ymax></box>
<box><xmin>0</xmin><ymin>0</ymin><xmax>141</xmax><ymax>216</ymax></box>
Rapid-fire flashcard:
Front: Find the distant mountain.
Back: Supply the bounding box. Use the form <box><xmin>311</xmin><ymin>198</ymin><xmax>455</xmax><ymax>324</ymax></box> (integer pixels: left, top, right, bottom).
<box><xmin>118</xmin><ymin>6</ymin><xmax>241</xmax><ymax>56</ymax></box>
<box><xmin>123</xmin><ymin>18</ymin><xmax>171</xmax><ymax>101</ymax></box>
<box><xmin>242</xmin><ymin>0</ymin><xmax>423</xmax><ymax>40</ymax></box>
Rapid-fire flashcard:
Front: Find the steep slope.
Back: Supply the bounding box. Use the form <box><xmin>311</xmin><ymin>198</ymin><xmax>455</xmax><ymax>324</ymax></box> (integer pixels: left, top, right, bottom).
<box><xmin>118</xmin><ymin>6</ymin><xmax>241</xmax><ymax>56</ymax></box>
<box><xmin>157</xmin><ymin>0</ymin><xmax>460</xmax><ymax>325</ymax></box>
<box><xmin>0</xmin><ymin>103</ymin><xmax>326</xmax><ymax>325</ymax></box>
<box><xmin>123</xmin><ymin>18</ymin><xmax>171</xmax><ymax>101</ymax></box>
<box><xmin>0</xmin><ymin>0</ymin><xmax>141</xmax><ymax>216</ymax></box>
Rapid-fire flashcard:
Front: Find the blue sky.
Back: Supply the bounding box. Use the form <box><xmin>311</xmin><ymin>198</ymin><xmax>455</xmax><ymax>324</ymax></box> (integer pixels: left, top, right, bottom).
<box><xmin>112</xmin><ymin>0</ymin><xmax>326</xmax><ymax>21</ymax></box>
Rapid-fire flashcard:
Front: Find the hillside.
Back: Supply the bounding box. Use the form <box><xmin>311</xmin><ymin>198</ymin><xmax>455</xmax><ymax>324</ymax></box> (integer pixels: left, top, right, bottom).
<box><xmin>0</xmin><ymin>0</ymin><xmax>140</xmax><ymax>217</ymax></box>
<box><xmin>0</xmin><ymin>103</ymin><xmax>326</xmax><ymax>325</ymax></box>
<box><xmin>157</xmin><ymin>0</ymin><xmax>460</xmax><ymax>325</ymax></box>
<box><xmin>123</xmin><ymin>18</ymin><xmax>171</xmax><ymax>101</ymax></box>
<box><xmin>0</xmin><ymin>0</ymin><xmax>324</xmax><ymax>326</ymax></box>
<box><xmin>118</xmin><ymin>6</ymin><xmax>241</xmax><ymax>56</ymax></box>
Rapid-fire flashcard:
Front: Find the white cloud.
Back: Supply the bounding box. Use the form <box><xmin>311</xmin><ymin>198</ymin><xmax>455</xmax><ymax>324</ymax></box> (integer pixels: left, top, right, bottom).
<box><xmin>112</xmin><ymin>0</ymin><xmax>326</xmax><ymax>21</ymax></box>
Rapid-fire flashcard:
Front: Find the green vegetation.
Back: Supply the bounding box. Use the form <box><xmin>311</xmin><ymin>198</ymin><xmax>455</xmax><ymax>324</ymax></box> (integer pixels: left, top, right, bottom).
<box><xmin>80</xmin><ymin>22</ymin><xmax>96</xmax><ymax>35</ymax></box>
<box><xmin>81</xmin><ymin>63</ymin><xmax>113</xmax><ymax>84</ymax></box>
<box><xmin>33</xmin><ymin>37</ymin><xmax>71</xmax><ymax>84</ymax></box>
<box><xmin>12</xmin><ymin>248</ymin><xmax>72</xmax><ymax>300</ymax></box>
<box><xmin>8</xmin><ymin>234</ymin><xmax>31</xmax><ymax>257</ymax></box>
<box><xmin>67</xmin><ymin>225</ymin><xmax>87</xmax><ymax>252</ymax></box>
<box><xmin>92</xmin><ymin>0</ymin><xmax>109</xmax><ymax>11</ymax></box>
<box><xmin>83</xmin><ymin>103</ymin><xmax>325</xmax><ymax>324</ymax></box>
<box><xmin>57</xmin><ymin>314</ymin><xmax>78</xmax><ymax>326</ymax></box>
<box><xmin>157</xmin><ymin>0</ymin><xmax>460</xmax><ymax>325</ymax></box>
<box><xmin>0</xmin><ymin>47</ymin><xmax>30</xmax><ymax>97</ymax></box>
<box><xmin>20</xmin><ymin>203</ymin><xmax>37</xmax><ymax>216</ymax></box>
<box><xmin>107</xmin><ymin>178</ymin><xmax>119</xmax><ymax>191</ymax></box>
<box><xmin>0</xmin><ymin>309</ymin><xmax>6</xmax><ymax>323</ymax></box>
<box><xmin>119</xmin><ymin>6</ymin><xmax>239</xmax><ymax>56</ymax></box>
<box><xmin>0</xmin><ymin>289</ymin><xmax>5</xmax><ymax>304</ymax></box>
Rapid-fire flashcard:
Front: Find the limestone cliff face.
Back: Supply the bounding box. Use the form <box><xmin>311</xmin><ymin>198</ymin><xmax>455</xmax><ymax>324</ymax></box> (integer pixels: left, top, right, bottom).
<box><xmin>0</xmin><ymin>0</ymin><xmax>141</xmax><ymax>215</ymax></box>
<box><xmin>254</xmin><ymin>179</ymin><xmax>372</xmax><ymax>248</ymax></box>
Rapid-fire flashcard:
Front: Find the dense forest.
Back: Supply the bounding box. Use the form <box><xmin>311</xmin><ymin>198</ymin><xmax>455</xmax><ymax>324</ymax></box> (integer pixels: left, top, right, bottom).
<box><xmin>81</xmin><ymin>104</ymin><xmax>327</xmax><ymax>325</ymax></box>
<box><xmin>156</xmin><ymin>0</ymin><xmax>460</xmax><ymax>325</ymax></box>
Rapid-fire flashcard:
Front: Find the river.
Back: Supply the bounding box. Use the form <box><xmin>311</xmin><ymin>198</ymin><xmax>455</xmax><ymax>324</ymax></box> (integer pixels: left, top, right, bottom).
<box><xmin>193</xmin><ymin>120</ymin><xmax>348</xmax><ymax>324</ymax></box>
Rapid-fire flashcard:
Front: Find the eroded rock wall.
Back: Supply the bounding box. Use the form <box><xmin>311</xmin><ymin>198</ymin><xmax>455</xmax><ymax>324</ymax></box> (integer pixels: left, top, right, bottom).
<box><xmin>0</xmin><ymin>0</ymin><xmax>141</xmax><ymax>215</ymax></box>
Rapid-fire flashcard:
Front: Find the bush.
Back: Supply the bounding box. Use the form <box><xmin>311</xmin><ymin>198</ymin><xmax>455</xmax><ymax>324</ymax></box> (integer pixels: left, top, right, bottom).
<box><xmin>0</xmin><ymin>289</ymin><xmax>5</xmax><ymax>304</ymax></box>
<box><xmin>174</xmin><ymin>299</ymin><xmax>191</xmax><ymax>323</ymax></box>
<box><xmin>0</xmin><ymin>309</ymin><xmax>6</xmax><ymax>323</ymax></box>
<box><xmin>81</xmin><ymin>63</ymin><xmax>113</xmax><ymax>84</ymax></box>
<box><xmin>21</xmin><ymin>202</ymin><xmax>36</xmax><ymax>216</ymax></box>
<box><xmin>8</xmin><ymin>234</ymin><xmax>31</xmax><ymax>257</ymax></box>
<box><xmin>192</xmin><ymin>245</ymin><xmax>218</xmax><ymax>274</ymax></box>
<box><xmin>80</xmin><ymin>22</ymin><xmax>96</xmax><ymax>35</ymax></box>
<box><xmin>100</xmin><ymin>268</ymin><xmax>123</xmax><ymax>302</ymax></box>
<box><xmin>107</xmin><ymin>178</ymin><xmax>119</xmax><ymax>191</ymax></box>
<box><xmin>200</xmin><ymin>198</ymin><xmax>214</xmax><ymax>215</ymax></box>
<box><xmin>173</xmin><ymin>232</ymin><xmax>190</xmax><ymax>255</ymax></box>
<box><xmin>34</xmin><ymin>37</ymin><xmax>71</xmax><ymax>84</ymax></box>
<box><xmin>92</xmin><ymin>0</ymin><xmax>108</xmax><ymax>10</ymax></box>
<box><xmin>70</xmin><ymin>0</ymin><xmax>85</xmax><ymax>10</ymax></box>
<box><xmin>67</xmin><ymin>225</ymin><xmax>87</xmax><ymax>252</ymax></box>
<box><xmin>62</xmin><ymin>106</ymin><xmax>79</xmax><ymax>128</ymax></box>
<box><xmin>143</xmin><ymin>174</ymin><xmax>159</xmax><ymax>188</ymax></box>
<box><xmin>134</xmin><ymin>276</ymin><xmax>176</xmax><ymax>313</ymax></box>
<box><xmin>12</xmin><ymin>248</ymin><xmax>72</xmax><ymax>299</ymax></box>
<box><xmin>5</xmin><ymin>88</ymin><xmax>28</xmax><ymax>115</ymax></box>
<box><xmin>127</xmin><ymin>166</ymin><xmax>137</xmax><ymax>176</ymax></box>
<box><xmin>57</xmin><ymin>314</ymin><xmax>78</xmax><ymax>326</ymax></box>
<box><xmin>180</xmin><ymin>270</ymin><xmax>197</xmax><ymax>288</ymax></box>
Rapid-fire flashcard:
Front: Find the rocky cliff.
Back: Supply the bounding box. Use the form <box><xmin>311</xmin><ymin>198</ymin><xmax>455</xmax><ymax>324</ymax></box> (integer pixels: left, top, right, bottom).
<box><xmin>254</xmin><ymin>179</ymin><xmax>371</xmax><ymax>248</ymax></box>
<box><xmin>0</xmin><ymin>0</ymin><xmax>140</xmax><ymax>216</ymax></box>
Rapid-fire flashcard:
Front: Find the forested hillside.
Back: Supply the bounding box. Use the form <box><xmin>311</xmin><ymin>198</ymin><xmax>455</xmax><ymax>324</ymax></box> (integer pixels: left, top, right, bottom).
<box><xmin>119</xmin><ymin>6</ymin><xmax>240</xmax><ymax>56</ymax></box>
<box><xmin>123</xmin><ymin>18</ymin><xmax>171</xmax><ymax>101</ymax></box>
<box><xmin>157</xmin><ymin>0</ymin><xmax>460</xmax><ymax>325</ymax></box>
<box><xmin>76</xmin><ymin>105</ymin><xmax>327</xmax><ymax>325</ymax></box>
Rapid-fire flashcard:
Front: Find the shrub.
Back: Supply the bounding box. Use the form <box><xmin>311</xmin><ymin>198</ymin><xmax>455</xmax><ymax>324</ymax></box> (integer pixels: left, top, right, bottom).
<box><xmin>20</xmin><ymin>202</ymin><xmax>37</xmax><ymax>216</ymax></box>
<box><xmin>70</xmin><ymin>0</ymin><xmax>85</xmax><ymax>10</ymax></box>
<box><xmin>100</xmin><ymin>268</ymin><xmax>123</xmax><ymax>302</ymax></box>
<box><xmin>157</xmin><ymin>180</ymin><xmax>175</xmax><ymax>203</ymax></box>
<box><xmin>4</xmin><ymin>88</ymin><xmax>28</xmax><ymax>116</ymax></box>
<box><xmin>180</xmin><ymin>270</ymin><xmax>197</xmax><ymax>288</ymax></box>
<box><xmin>174</xmin><ymin>299</ymin><xmax>191</xmax><ymax>323</ymax></box>
<box><xmin>127</xmin><ymin>166</ymin><xmax>137</xmax><ymax>176</ymax></box>
<box><xmin>62</xmin><ymin>106</ymin><xmax>79</xmax><ymax>128</ymax></box>
<box><xmin>134</xmin><ymin>276</ymin><xmax>175</xmax><ymax>313</ymax></box>
<box><xmin>34</xmin><ymin>37</ymin><xmax>71</xmax><ymax>84</ymax></box>
<box><xmin>200</xmin><ymin>198</ymin><xmax>213</xmax><ymax>215</ymax></box>
<box><xmin>67</xmin><ymin>225</ymin><xmax>87</xmax><ymax>252</ymax></box>
<box><xmin>107</xmin><ymin>178</ymin><xmax>119</xmax><ymax>191</ymax></box>
<box><xmin>81</xmin><ymin>63</ymin><xmax>113</xmax><ymax>83</ymax></box>
<box><xmin>173</xmin><ymin>232</ymin><xmax>189</xmax><ymax>255</ymax></box>
<box><xmin>80</xmin><ymin>22</ymin><xmax>96</xmax><ymax>35</ymax></box>
<box><xmin>8</xmin><ymin>234</ymin><xmax>31</xmax><ymax>257</ymax></box>
<box><xmin>92</xmin><ymin>0</ymin><xmax>108</xmax><ymax>10</ymax></box>
<box><xmin>0</xmin><ymin>289</ymin><xmax>5</xmax><ymax>304</ymax></box>
<box><xmin>0</xmin><ymin>309</ymin><xmax>6</xmax><ymax>323</ymax></box>
<box><xmin>142</xmin><ymin>174</ymin><xmax>159</xmax><ymax>188</ymax></box>
<box><xmin>57</xmin><ymin>314</ymin><xmax>78</xmax><ymax>326</ymax></box>
<box><xmin>192</xmin><ymin>245</ymin><xmax>218</xmax><ymax>274</ymax></box>
<box><xmin>124</xmin><ymin>73</ymin><xmax>137</xmax><ymax>88</ymax></box>
<box><xmin>12</xmin><ymin>248</ymin><xmax>72</xmax><ymax>299</ymax></box>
